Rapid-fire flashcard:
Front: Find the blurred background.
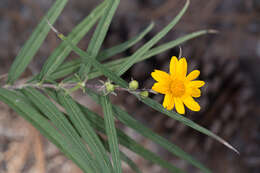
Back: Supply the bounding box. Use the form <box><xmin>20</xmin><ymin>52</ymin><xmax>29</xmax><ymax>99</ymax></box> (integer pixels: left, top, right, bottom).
<box><xmin>0</xmin><ymin>0</ymin><xmax>259</xmax><ymax>172</ymax></box>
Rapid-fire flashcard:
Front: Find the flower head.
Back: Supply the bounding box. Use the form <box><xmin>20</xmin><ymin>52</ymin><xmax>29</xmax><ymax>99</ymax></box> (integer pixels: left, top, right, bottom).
<box><xmin>151</xmin><ymin>56</ymin><xmax>205</xmax><ymax>114</ymax></box>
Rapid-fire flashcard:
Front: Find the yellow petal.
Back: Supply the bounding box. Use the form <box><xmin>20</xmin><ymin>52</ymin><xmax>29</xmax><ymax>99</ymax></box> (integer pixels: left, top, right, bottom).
<box><xmin>191</xmin><ymin>88</ymin><xmax>201</xmax><ymax>98</ymax></box>
<box><xmin>152</xmin><ymin>82</ymin><xmax>170</xmax><ymax>94</ymax></box>
<box><xmin>167</xmin><ymin>95</ymin><xmax>175</xmax><ymax>110</ymax></box>
<box><xmin>177</xmin><ymin>57</ymin><xmax>187</xmax><ymax>77</ymax></box>
<box><xmin>187</xmin><ymin>70</ymin><xmax>200</xmax><ymax>80</ymax></box>
<box><xmin>189</xmin><ymin>80</ymin><xmax>205</xmax><ymax>88</ymax></box>
<box><xmin>183</xmin><ymin>96</ymin><xmax>200</xmax><ymax>111</ymax></box>
<box><xmin>151</xmin><ymin>70</ymin><xmax>170</xmax><ymax>82</ymax></box>
<box><xmin>170</xmin><ymin>56</ymin><xmax>178</xmax><ymax>75</ymax></box>
<box><xmin>163</xmin><ymin>94</ymin><xmax>174</xmax><ymax>110</ymax></box>
<box><xmin>174</xmin><ymin>97</ymin><xmax>185</xmax><ymax>114</ymax></box>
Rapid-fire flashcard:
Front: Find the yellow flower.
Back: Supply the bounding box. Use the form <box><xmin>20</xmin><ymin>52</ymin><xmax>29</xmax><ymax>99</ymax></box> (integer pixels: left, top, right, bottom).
<box><xmin>151</xmin><ymin>56</ymin><xmax>205</xmax><ymax>114</ymax></box>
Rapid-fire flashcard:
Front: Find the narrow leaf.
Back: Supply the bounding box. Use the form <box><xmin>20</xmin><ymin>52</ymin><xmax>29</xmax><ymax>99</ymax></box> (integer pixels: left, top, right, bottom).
<box><xmin>49</xmin><ymin>59</ymin><xmax>81</xmax><ymax>80</ymax></box>
<box><xmin>57</xmin><ymin>91</ymin><xmax>113</xmax><ymax>173</ymax></box>
<box><xmin>51</xmin><ymin>29</ymin><xmax>211</xmax><ymax>81</ymax></box>
<box><xmin>47</xmin><ymin>30</ymin><xmax>128</xmax><ymax>87</ymax></box>
<box><xmin>22</xmin><ymin>87</ymin><xmax>101</xmax><ymax>172</ymax></box>
<box><xmin>49</xmin><ymin>22</ymin><xmax>154</xmax><ymax>81</ymax></box>
<box><xmin>100</xmin><ymin>136</ymin><xmax>142</xmax><ymax>173</ymax></box>
<box><xmin>119</xmin><ymin>151</ymin><xmax>142</xmax><ymax>173</ymax></box>
<box><xmin>116</xmin><ymin>0</ymin><xmax>190</xmax><ymax>76</ymax></box>
<box><xmin>138</xmin><ymin>30</ymin><xmax>217</xmax><ymax>61</ymax></box>
<box><xmin>44</xmin><ymin>89</ymin><xmax>183</xmax><ymax>172</ymax></box>
<box><xmin>101</xmin><ymin>96</ymin><xmax>122</xmax><ymax>173</ymax></box>
<box><xmin>97</xmin><ymin>22</ymin><xmax>154</xmax><ymax>61</ymax></box>
<box><xmin>7</xmin><ymin>0</ymin><xmax>68</xmax><ymax>84</ymax></box>
<box><xmin>139</xmin><ymin>97</ymin><xmax>239</xmax><ymax>154</ymax></box>
<box><xmin>80</xmin><ymin>96</ymin><xmax>184</xmax><ymax>173</ymax></box>
<box><xmin>78</xmin><ymin>0</ymin><xmax>121</xmax><ymax>80</ymax></box>
<box><xmin>86</xmin><ymin>88</ymin><xmax>210</xmax><ymax>172</ymax></box>
<box><xmin>113</xmin><ymin>106</ymin><xmax>211</xmax><ymax>173</ymax></box>
<box><xmin>0</xmin><ymin>88</ymin><xmax>91</xmax><ymax>172</ymax></box>
<box><xmin>38</xmin><ymin>1</ymin><xmax>107</xmax><ymax>81</ymax></box>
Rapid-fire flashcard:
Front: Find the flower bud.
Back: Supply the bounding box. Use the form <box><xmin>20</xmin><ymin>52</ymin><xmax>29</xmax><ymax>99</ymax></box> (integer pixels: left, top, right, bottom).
<box><xmin>129</xmin><ymin>80</ymin><xmax>139</xmax><ymax>91</ymax></box>
<box><xmin>139</xmin><ymin>91</ymin><xmax>149</xmax><ymax>98</ymax></box>
<box><xmin>105</xmin><ymin>81</ymin><xmax>115</xmax><ymax>93</ymax></box>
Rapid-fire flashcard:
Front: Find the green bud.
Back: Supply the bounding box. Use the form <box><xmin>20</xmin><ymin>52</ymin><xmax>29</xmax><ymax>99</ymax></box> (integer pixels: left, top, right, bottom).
<box><xmin>139</xmin><ymin>91</ymin><xmax>149</xmax><ymax>98</ymax></box>
<box><xmin>79</xmin><ymin>82</ymin><xmax>85</xmax><ymax>88</ymax></box>
<box><xmin>129</xmin><ymin>80</ymin><xmax>139</xmax><ymax>91</ymax></box>
<box><xmin>105</xmin><ymin>81</ymin><xmax>115</xmax><ymax>93</ymax></box>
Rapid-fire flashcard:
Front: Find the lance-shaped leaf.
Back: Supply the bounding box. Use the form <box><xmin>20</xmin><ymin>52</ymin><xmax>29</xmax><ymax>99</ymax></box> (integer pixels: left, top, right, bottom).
<box><xmin>38</xmin><ymin>1</ymin><xmax>107</xmax><ymax>81</ymax></box>
<box><xmin>7</xmin><ymin>0</ymin><xmax>68</xmax><ymax>84</ymax></box>
<box><xmin>85</xmin><ymin>88</ymin><xmax>211</xmax><ymax>173</ymax></box>
<box><xmin>45</xmin><ymin>88</ymin><xmax>182</xmax><ymax>172</ymax></box>
<box><xmin>114</xmin><ymin>107</ymin><xmax>211</xmax><ymax>172</ymax></box>
<box><xmin>57</xmin><ymin>91</ymin><xmax>113</xmax><ymax>173</ymax></box>
<box><xmin>116</xmin><ymin>0</ymin><xmax>190</xmax><ymax>76</ymax></box>
<box><xmin>101</xmin><ymin>96</ymin><xmax>122</xmax><ymax>173</ymax></box>
<box><xmin>97</xmin><ymin>22</ymin><xmax>154</xmax><ymax>61</ymax></box>
<box><xmin>50</xmin><ymin>29</ymin><xmax>211</xmax><ymax>81</ymax></box>
<box><xmin>77</xmin><ymin>95</ymin><xmax>184</xmax><ymax>173</ymax></box>
<box><xmin>45</xmin><ymin>22</ymin><xmax>154</xmax><ymax>81</ymax></box>
<box><xmin>22</xmin><ymin>87</ymin><xmax>101</xmax><ymax>172</ymax></box>
<box><xmin>45</xmin><ymin>88</ymin><xmax>142</xmax><ymax>173</ymax></box>
<box><xmin>0</xmin><ymin>88</ymin><xmax>91</xmax><ymax>172</ymax></box>
<box><xmin>78</xmin><ymin>0</ymin><xmax>121</xmax><ymax>80</ymax></box>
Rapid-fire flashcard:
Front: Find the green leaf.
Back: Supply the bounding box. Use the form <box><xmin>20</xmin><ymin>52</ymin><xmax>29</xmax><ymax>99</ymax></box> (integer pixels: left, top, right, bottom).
<box><xmin>45</xmin><ymin>89</ymin><xmax>141</xmax><ymax>173</ymax></box>
<box><xmin>87</xmin><ymin>29</ymin><xmax>212</xmax><ymax>79</ymax></box>
<box><xmin>79</xmin><ymin>95</ymin><xmax>184</xmax><ymax>173</ymax></box>
<box><xmin>119</xmin><ymin>151</ymin><xmax>142</xmax><ymax>173</ymax></box>
<box><xmin>51</xmin><ymin>29</ymin><xmax>211</xmax><ymax>81</ymax></box>
<box><xmin>100</xmin><ymin>96</ymin><xmax>122</xmax><ymax>173</ymax></box>
<box><xmin>50</xmin><ymin>32</ymin><xmax>128</xmax><ymax>87</ymax></box>
<box><xmin>22</xmin><ymin>87</ymin><xmax>101</xmax><ymax>172</ymax></box>
<box><xmin>116</xmin><ymin>0</ymin><xmax>190</xmax><ymax>76</ymax></box>
<box><xmin>139</xmin><ymin>97</ymin><xmax>239</xmax><ymax>154</ymax></box>
<box><xmin>57</xmin><ymin>91</ymin><xmax>113</xmax><ymax>173</ymax></box>
<box><xmin>7</xmin><ymin>0</ymin><xmax>68</xmax><ymax>84</ymax></box>
<box><xmin>49</xmin><ymin>59</ymin><xmax>81</xmax><ymax>80</ymax></box>
<box><xmin>116</xmin><ymin>127</ymin><xmax>184</xmax><ymax>173</ymax></box>
<box><xmin>55</xmin><ymin>22</ymin><xmax>154</xmax><ymax>80</ymax></box>
<box><xmin>78</xmin><ymin>0</ymin><xmax>121</xmax><ymax>80</ymax></box>
<box><xmin>47</xmin><ymin>22</ymin><xmax>154</xmax><ymax>81</ymax></box>
<box><xmin>0</xmin><ymin>88</ymin><xmax>91</xmax><ymax>172</ymax></box>
<box><xmin>97</xmin><ymin>22</ymin><xmax>154</xmax><ymax>62</ymax></box>
<box><xmin>38</xmin><ymin>1</ymin><xmax>107</xmax><ymax>81</ymax></box>
<box><xmin>99</xmin><ymin>135</ymin><xmax>142</xmax><ymax>173</ymax></box>
<box><xmin>113</xmin><ymin>106</ymin><xmax>211</xmax><ymax>173</ymax></box>
<box><xmin>138</xmin><ymin>30</ymin><xmax>217</xmax><ymax>61</ymax></box>
<box><xmin>45</xmin><ymin>88</ymin><xmax>183</xmax><ymax>172</ymax></box>
<box><xmin>85</xmin><ymin>87</ymin><xmax>210</xmax><ymax>172</ymax></box>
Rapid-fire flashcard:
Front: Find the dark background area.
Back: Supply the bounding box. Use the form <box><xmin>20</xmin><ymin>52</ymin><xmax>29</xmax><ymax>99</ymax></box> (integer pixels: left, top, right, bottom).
<box><xmin>0</xmin><ymin>0</ymin><xmax>259</xmax><ymax>172</ymax></box>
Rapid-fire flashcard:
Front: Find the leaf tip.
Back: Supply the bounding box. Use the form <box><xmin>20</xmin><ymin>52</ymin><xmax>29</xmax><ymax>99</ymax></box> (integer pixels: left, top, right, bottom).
<box><xmin>207</xmin><ymin>29</ymin><xmax>219</xmax><ymax>34</ymax></box>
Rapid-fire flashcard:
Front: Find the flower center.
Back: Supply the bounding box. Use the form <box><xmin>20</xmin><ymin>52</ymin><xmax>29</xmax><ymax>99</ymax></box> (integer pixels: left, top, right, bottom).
<box><xmin>170</xmin><ymin>79</ymin><xmax>185</xmax><ymax>97</ymax></box>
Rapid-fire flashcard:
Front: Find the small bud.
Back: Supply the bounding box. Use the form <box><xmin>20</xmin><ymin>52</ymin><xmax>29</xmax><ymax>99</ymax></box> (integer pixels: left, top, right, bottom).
<box><xmin>129</xmin><ymin>80</ymin><xmax>139</xmax><ymax>91</ymax></box>
<box><xmin>105</xmin><ymin>81</ymin><xmax>115</xmax><ymax>93</ymax></box>
<box><xmin>79</xmin><ymin>82</ymin><xmax>85</xmax><ymax>88</ymax></box>
<box><xmin>139</xmin><ymin>91</ymin><xmax>149</xmax><ymax>98</ymax></box>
